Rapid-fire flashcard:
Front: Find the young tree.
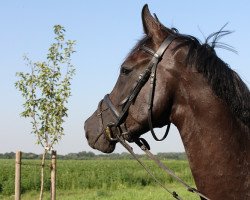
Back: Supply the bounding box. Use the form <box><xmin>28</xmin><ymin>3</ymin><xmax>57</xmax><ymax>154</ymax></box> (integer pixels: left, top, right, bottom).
<box><xmin>15</xmin><ymin>25</ymin><xmax>76</xmax><ymax>199</ymax></box>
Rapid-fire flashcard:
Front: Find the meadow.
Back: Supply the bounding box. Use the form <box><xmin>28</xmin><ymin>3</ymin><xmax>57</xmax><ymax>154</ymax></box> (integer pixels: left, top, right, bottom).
<box><xmin>0</xmin><ymin>159</ymin><xmax>200</xmax><ymax>199</ymax></box>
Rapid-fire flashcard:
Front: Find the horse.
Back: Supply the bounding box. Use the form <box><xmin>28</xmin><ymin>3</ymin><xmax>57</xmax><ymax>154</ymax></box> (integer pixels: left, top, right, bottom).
<box><xmin>84</xmin><ymin>4</ymin><xmax>250</xmax><ymax>199</ymax></box>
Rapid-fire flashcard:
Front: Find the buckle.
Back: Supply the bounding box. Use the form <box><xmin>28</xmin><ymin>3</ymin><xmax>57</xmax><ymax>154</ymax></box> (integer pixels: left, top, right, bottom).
<box><xmin>105</xmin><ymin>123</ymin><xmax>118</xmax><ymax>142</ymax></box>
<box><xmin>135</xmin><ymin>138</ymin><xmax>151</xmax><ymax>150</ymax></box>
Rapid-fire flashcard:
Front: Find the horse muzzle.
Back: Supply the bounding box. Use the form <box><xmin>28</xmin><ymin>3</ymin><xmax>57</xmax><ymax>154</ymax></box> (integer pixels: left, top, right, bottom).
<box><xmin>84</xmin><ymin>112</ymin><xmax>116</xmax><ymax>153</ymax></box>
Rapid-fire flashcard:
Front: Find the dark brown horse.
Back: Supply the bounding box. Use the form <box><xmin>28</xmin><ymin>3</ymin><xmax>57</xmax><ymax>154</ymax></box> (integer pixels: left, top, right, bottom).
<box><xmin>84</xmin><ymin>5</ymin><xmax>250</xmax><ymax>199</ymax></box>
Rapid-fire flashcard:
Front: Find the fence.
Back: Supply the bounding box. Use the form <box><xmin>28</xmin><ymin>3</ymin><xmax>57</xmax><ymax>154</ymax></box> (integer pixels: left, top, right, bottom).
<box><xmin>15</xmin><ymin>150</ymin><xmax>57</xmax><ymax>200</ymax></box>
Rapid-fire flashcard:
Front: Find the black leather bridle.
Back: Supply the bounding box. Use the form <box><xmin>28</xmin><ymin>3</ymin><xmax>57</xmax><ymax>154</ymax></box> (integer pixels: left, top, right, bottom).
<box><xmin>99</xmin><ymin>35</ymin><xmax>176</xmax><ymax>143</ymax></box>
<box><xmin>95</xmin><ymin>35</ymin><xmax>211</xmax><ymax>200</ymax></box>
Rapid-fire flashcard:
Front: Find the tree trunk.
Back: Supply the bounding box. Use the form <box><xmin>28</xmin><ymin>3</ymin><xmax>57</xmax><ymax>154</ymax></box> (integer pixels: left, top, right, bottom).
<box><xmin>15</xmin><ymin>151</ymin><xmax>21</xmax><ymax>200</ymax></box>
<box><xmin>50</xmin><ymin>150</ymin><xmax>56</xmax><ymax>200</ymax></box>
<box><xmin>39</xmin><ymin>149</ymin><xmax>47</xmax><ymax>200</ymax></box>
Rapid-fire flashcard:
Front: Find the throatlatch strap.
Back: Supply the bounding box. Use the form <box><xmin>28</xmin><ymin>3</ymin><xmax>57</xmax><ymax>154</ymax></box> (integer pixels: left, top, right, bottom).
<box><xmin>145</xmin><ymin>36</ymin><xmax>176</xmax><ymax>141</ymax></box>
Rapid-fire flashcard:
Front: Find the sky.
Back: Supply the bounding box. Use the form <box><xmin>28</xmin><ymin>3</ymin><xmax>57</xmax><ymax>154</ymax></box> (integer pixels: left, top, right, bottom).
<box><xmin>0</xmin><ymin>1</ymin><xmax>249</xmax><ymax>155</ymax></box>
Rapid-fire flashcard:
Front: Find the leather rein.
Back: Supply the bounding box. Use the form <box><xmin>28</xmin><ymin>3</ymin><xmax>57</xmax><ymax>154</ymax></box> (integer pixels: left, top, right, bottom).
<box><xmin>97</xmin><ymin>35</ymin><xmax>210</xmax><ymax>200</ymax></box>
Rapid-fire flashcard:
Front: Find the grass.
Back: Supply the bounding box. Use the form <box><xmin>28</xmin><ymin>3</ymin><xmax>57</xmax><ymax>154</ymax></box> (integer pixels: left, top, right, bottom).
<box><xmin>0</xmin><ymin>159</ymin><xmax>199</xmax><ymax>199</ymax></box>
<box><xmin>1</xmin><ymin>187</ymin><xmax>200</xmax><ymax>200</ymax></box>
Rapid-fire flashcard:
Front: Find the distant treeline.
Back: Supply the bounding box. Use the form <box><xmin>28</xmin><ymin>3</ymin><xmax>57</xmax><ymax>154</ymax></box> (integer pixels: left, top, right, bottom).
<box><xmin>0</xmin><ymin>151</ymin><xmax>187</xmax><ymax>160</ymax></box>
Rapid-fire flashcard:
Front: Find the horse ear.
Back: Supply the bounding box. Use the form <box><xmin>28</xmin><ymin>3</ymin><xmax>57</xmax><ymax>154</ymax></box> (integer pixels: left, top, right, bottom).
<box><xmin>141</xmin><ymin>4</ymin><xmax>163</xmax><ymax>43</ymax></box>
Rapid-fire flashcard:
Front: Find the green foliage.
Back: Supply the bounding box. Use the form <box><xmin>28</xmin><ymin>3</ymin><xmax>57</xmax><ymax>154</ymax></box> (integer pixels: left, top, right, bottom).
<box><xmin>15</xmin><ymin>25</ymin><xmax>76</xmax><ymax>150</ymax></box>
<box><xmin>1</xmin><ymin>187</ymin><xmax>200</xmax><ymax>200</ymax></box>
<box><xmin>0</xmin><ymin>160</ymin><xmax>15</xmax><ymax>195</ymax></box>
<box><xmin>0</xmin><ymin>159</ymin><xmax>195</xmax><ymax>196</ymax></box>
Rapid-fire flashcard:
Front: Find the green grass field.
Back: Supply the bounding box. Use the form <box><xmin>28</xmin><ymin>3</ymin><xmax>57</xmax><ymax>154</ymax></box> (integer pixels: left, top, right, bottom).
<box><xmin>0</xmin><ymin>159</ymin><xmax>200</xmax><ymax>199</ymax></box>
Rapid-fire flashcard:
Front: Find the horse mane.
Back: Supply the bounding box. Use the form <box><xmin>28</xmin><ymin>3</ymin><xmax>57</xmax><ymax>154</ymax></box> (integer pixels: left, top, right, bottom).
<box><xmin>171</xmin><ymin>28</ymin><xmax>250</xmax><ymax>128</ymax></box>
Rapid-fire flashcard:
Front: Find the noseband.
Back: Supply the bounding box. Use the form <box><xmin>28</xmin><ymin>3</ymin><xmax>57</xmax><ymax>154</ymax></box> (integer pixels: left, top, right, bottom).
<box><xmin>100</xmin><ymin>35</ymin><xmax>176</xmax><ymax>142</ymax></box>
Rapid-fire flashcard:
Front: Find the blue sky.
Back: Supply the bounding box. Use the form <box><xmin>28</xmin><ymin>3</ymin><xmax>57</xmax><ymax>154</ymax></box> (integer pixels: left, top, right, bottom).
<box><xmin>0</xmin><ymin>1</ymin><xmax>249</xmax><ymax>154</ymax></box>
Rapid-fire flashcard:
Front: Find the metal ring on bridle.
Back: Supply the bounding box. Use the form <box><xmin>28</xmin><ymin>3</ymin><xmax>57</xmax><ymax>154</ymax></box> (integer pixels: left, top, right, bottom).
<box><xmin>105</xmin><ymin>122</ymin><xmax>118</xmax><ymax>142</ymax></box>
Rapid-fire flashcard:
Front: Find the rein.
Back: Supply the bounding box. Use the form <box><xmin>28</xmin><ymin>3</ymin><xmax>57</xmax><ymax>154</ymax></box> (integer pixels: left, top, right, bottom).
<box><xmin>118</xmin><ymin>135</ymin><xmax>211</xmax><ymax>200</ymax></box>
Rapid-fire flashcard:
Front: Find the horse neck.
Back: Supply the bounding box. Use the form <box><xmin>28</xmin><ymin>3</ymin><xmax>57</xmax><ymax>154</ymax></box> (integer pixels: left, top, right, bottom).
<box><xmin>170</xmin><ymin>69</ymin><xmax>250</xmax><ymax>199</ymax></box>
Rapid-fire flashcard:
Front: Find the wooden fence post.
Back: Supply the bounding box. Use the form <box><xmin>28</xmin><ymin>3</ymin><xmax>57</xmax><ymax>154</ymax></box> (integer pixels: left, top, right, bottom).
<box><xmin>15</xmin><ymin>151</ymin><xmax>21</xmax><ymax>200</ymax></box>
<box><xmin>51</xmin><ymin>150</ymin><xmax>57</xmax><ymax>200</ymax></box>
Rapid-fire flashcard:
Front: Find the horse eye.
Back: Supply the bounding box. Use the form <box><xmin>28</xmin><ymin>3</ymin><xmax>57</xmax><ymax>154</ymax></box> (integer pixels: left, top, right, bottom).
<box><xmin>120</xmin><ymin>67</ymin><xmax>132</xmax><ymax>75</ymax></box>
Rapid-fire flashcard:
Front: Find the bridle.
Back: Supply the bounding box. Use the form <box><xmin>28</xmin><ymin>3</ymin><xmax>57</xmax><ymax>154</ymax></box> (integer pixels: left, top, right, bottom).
<box><xmin>100</xmin><ymin>35</ymin><xmax>176</xmax><ymax>142</ymax></box>
<box><xmin>95</xmin><ymin>35</ymin><xmax>211</xmax><ymax>200</ymax></box>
